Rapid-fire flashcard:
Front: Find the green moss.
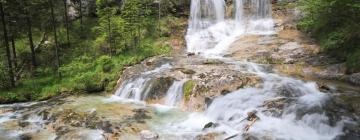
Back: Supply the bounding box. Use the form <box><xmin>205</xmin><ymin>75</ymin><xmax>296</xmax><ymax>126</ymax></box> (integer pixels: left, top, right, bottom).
<box><xmin>183</xmin><ymin>80</ymin><xmax>196</xmax><ymax>101</ymax></box>
<box><xmin>0</xmin><ymin>40</ymin><xmax>171</xmax><ymax>103</ymax></box>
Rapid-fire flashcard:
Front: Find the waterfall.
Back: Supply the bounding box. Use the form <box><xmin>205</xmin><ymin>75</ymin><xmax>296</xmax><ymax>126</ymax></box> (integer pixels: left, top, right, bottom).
<box><xmin>114</xmin><ymin>63</ymin><xmax>172</xmax><ymax>102</ymax></box>
<box><xmin>158</xmin><ymin>1</ymin><xmax>351</xmax><ymax>139</ymax></box>
<box><xmin>188</xmin><ymin>0</ymin><xmax>226</xmax><ymax>33</ymax></box>
<box><xmin>202</xmin><ymin>62</ymin><xmax>345</xmax><ymax>140</ymax></box>
<box><xmin>186</xmin><ymin>0</ymin><xmax>274</xmax><ymax>55</ymax></box>
<box><xmin>164</xmin><ymin>79</ymin><xmax>187</xmax><ymax>106</ymax></box>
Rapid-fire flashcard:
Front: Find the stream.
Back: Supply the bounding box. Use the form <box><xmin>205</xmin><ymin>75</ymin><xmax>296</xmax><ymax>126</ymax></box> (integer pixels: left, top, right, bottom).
<box><xmin>0</xmin><ymin>0</ymin><xmax>359</xmax><ymax>140</ymax></box>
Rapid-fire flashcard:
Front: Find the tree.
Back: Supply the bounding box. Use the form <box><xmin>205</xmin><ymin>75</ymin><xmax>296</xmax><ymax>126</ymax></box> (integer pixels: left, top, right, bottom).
<box><xmin>121</xmin><ymin>0</ymin><xmax>144</xmax><ymax>47</ymax></box>
<box><xmin>49</xmin><ymin>0</ymin><xmax>61</xmax><ymax>78</ymax></box>
<box><xmin>63</xmin><ymin>0</ymin><xmax>70</xmax><ymax>47</ymax></box>
<box><xmin>26</xmin><ymin>10</ymin><xmax>37</xmax><ymax>69</ymax></box>
<box><xmin>0</xmin><ymin>1</ymin><xmax>15</xmax><ymax>87</ymax></box>
<box><xmin>96</xmin><ymin>0</ymin><xmax>126</xmax><ymax>55</ymax></box>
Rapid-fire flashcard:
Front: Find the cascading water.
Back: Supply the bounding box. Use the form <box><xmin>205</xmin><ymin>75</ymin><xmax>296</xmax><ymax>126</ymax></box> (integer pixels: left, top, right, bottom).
<box><xmin>186</xmin><ymin>0</ymin><xmax>274</xmax><ymax>56</ymax></box>
<box><xmin>188</xmin><ymin>0</ymin><xmax>226</xmax><ymax>32</ymax></box>
<box><xmin>152</xmin><ymin>0</ymin><xmax>354</xmax><ymax>139</ymax></box>
<box><xmin>235</xmin><ymin>0</ymin><xmax>274</xmax><ymax>34</ymax></box>
<box><xmin>113</xmin><ymin>63</ymin><xmax>172</xmax><ymax>102</ymax></box>
<box><xmin>202</xmin><ymin>62</ymin><xmax>347</xmax><ymax>139</ymax></box>
<box><xmin>164</xmin><ymin>79</ymin><xmax>187</xmax><ymax>107</ymax></box>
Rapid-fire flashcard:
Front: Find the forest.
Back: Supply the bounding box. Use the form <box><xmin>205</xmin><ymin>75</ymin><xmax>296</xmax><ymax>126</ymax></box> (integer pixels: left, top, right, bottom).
<box><xmin>0</xmin><ymin>0</ymin><xmax>190</xmax><ymax>103</ymax></box>
<box><xmin>298</xmin><ymin>0</ymin><xmax>360</xmax><ymax>73</ymax></box>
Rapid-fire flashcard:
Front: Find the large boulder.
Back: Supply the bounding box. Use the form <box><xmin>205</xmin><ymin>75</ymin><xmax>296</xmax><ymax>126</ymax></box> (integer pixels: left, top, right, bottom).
<box><xmin>147</xmin><ymin>77</ymin><xmax>176</xmax><ymax>100</ymax></box>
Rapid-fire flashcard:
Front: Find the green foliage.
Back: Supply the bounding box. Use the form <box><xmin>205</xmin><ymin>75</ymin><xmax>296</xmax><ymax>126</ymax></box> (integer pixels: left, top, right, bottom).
<box><xmin>298</xmin><ymin>0</ymin><xmax>360</xmax><ymax>72</ymax></box>
<box><xmin>183</xmin><ymin>80</ymin><xmax>195</xmax><ymax>101</ymax></box>
<box><xmin>0</xmin><ymin>62</ymin><xmax>10</xmax><ymax>89</ymax></box>
<box><xmin>96</xmin><ymin>55</ymin><xmax>114</xmax><ymax>73</ymax></box>
<box><xmin>72</xmin><ymin>72</ymin><xmax>104</xmax><ymax>92</ymax></box>
<box><xmin>159</xmin><ymin>16</ymin><xmax>181</xmax><ymax>37</ymax></box>
<box><xmin>0</xmin><ymin>0</ymin><xmax>185</xmax><ymax>103</ymax></box>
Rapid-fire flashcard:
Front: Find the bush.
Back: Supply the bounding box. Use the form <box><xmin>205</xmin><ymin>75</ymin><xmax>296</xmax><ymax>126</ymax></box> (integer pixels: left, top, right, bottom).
<box><xmin>96</xmin><ymin>55</ymin><xmax>114</xmax><ymax>73</ymax></box>
<box><xmin>0</xmin><ymin>62</ymin><xmax>10</xmax><ymax>89</ymax></box>
<box><xmin>298</xmin><ymin>0</ymin><xmax>360</xmax><ymax>72</ymax></box>
<box><xmin>72</xmin><ymin>72</ymin><xmax>105</xmax><ymax>93</ymax></box>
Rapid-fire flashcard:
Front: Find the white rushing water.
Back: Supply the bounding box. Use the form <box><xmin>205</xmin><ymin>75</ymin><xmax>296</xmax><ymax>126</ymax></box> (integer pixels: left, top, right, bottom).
<box><xmin>113</xmin><ymin>63</ymin><xmax>172</xmax><ymax>102</ymax></box>
<box><xmin>152</xmin><ymin>0</ymin><xmax>351</xmax><ymax>139</ymax></box>
<box><xmin>202</xmin><ymin>63</ymin><xmax>347</xmax><ymax>139</ymax></box>
<box><xmin>164</xmin><ymin>79</ymin><xmax>187</xmax><ymax>107</ymax></box>
<box><xmin>186</xmin><ymin>0</ymin><xmax>275</xmax><ymax>56</ymax></box>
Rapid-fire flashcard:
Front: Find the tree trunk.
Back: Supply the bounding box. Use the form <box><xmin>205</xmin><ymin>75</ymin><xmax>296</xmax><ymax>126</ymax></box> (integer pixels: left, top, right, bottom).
<box><xmin>11</xmin><ymin>36</ymin><xmax>17</xmax><ymax>69</ymax></box>
<box><xmin>0</xmin><ymin>3</ymin><xmax>15</xmax><ymax>87</ymax></box>
<box><xmin>26</xmin><ymin>14</ymin><xmax>37</xmax><ymax>69</ymax></box>
<box><xmin>49</xmin><ymin>0</ymin><xmax>61</xmax><ymax>78</ymax></box>
<box><xmin>63</xmin><ymin>0</ymin><xmax>70</xmax><ymax>48</ymax></box>
<box><xmin>79</xmin><ymin>0</ymin><xmax>83</xmax><ymax>36</ymax></box>
<box><xmin>107</xmin><ymin>9</ymin><xmax>112</xmax><ymax>56</ymax></box>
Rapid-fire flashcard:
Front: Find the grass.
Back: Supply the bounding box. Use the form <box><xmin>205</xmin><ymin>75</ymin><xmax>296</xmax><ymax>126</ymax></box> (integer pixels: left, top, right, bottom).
<box><xmin>0</xmin><ymin>38</ymin><xmax>171</xmax><ymax>104</ymax></box>
<box><xmin>0</xmin><ymin>14</ymin><xmax>183</xmax><ymax>104</ymax></box>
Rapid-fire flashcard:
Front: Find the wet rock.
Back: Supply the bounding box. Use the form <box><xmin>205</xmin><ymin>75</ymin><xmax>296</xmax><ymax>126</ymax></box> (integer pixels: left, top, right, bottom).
<box><xmin>96</xmin><ymin>121</ymin><xmax>112</xmax><ymax>133</ymax></box>
<box><xmin>276</xmin><ymin>83</ymin><xmax>305</xmax><ymax>97</ymax></box>
<box><xmin>196</xmin><ymin>132</ymin><xmax>225</xmax><ymax>140</ymax></box>
<box><xmin>335</xmin><ymin>121</ymin><xmax>360</xmax><ymax>140</ymax></box>
<box><xmin>262</xmin><ymin>98</ymin><xmax>292</xmax><ymax>117</ymax></box>
<box><xmin>146</xmin><ymin>61</ymin><xmax>153</xmax><ymax>66</ymax></box>
<box><xmin>204</xmin><ymin>97</ymin><xmax>214</xmax><ymax>108</ymax></box>
<box><xmin>272</xmin><ymin>42</ymin><xmax>306</xmax><ymax>64</ymax></box>
<box><xmin>335</xmin><ymin>134</ymin><xmax>360</xmax><ymax>140</ymax></box>
<box><xmin>202</xmin><ymin>122</ymin><xmax>219</xmax><ymax>130</ymax></box>
<box><xmin>317</xmin><ymin>82</ymin><xmax>331</xmax><ymax>92</ymax></box>
<box><xmin>19</xmin><ymin>133</ymin><xmax>32</xmax><ymax>140</ymax></box>
<box><xmin>132</xmin><ymin>109</ymin><xmax>151</xmax><ymax>122</ymax></box>
<box><xmin>187</xmin><ymin>52</ymin><xmax>195</xmax><ymax>56</ymax></box>
<box><xmin>244</xmin><ymin>135</ymin><xmax>260</xmax><ymax>140</ymax></box>
<box><xmin>312</xmin><ymin>63</ymin><xmax>347</xmax><ymax>81</ymax></box>
<box><xmin>198</xmin><ymin>73</ymin><xmax>206</xmax><ymax>79</ymax></box>
<box><xmin>54</xmin><ymin>126</ymin><xmax>71</xmax><ymax>137</ymax></box>
<box><xmin>349</xmin><ymin>73</ymin><xmax>360</xmax><ymax>85</ymax></box>
<box><xmin>147</xmin><ymin>77</ymin><xmax>175</xmax><ymax>100</ymax></box>
<box><xmin>18</xmin><ymin>121</ymin><xmax>30</xmax><ymax>127</ymax></box>
<box><xmin>181</xmin><ymin>69</ymin><xmax>196</xmax><ymax>75</ymax></box>
<box><xmin>140</xmin><ymin>130</ymin><xmax>159</xmax><ymax>140</ymax></box>
<box><xmin>187</xmin><ymin>70</ymin><xmax>262</xmax><ymax>111</ymax></box>
<box><xmin>38</xmin><ymin>110</ymin><xmax>50</xmax><ymax>120</ymax></box>
<box><xmin>202</xmin><ymin>59</ymin><xmax>224</xmax><ymax>65</ymax></box>
<box><xmin>221</xmin><ymin>89</ymin><xmax>231</xmax><ymax>96</ymax></box>
<box><xmin>56</xmin><ymin>129</ymin><xmax>105</xmax><ymax>140</ymax></box>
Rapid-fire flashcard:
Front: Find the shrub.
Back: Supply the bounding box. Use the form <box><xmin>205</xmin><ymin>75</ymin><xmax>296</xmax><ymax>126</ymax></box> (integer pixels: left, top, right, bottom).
<box><xmin>72</xmin><ymin>72</ymin><xmax>105</xmax><ymax>93</ymax></box>
<box><xmin>96</xmin><ymin>56</ymin><xmax>114</xmax><ymax>73</ymax></box>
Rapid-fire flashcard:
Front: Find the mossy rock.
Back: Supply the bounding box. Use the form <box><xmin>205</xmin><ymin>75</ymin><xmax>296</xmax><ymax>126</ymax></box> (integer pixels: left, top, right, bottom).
<box><xmin>183</xmin><ymin>80</ymin><xmax>196</xmax><ymax>101</ymax></box>
<box><xmin>202</xmin><ymin>59</ymin><xmax>224</xmax><ymax>65</ymax></box>
<box><xmin>181</xmin><ymin>69</ymin><xmax>196</xmax><ymax>75</ymax></box>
